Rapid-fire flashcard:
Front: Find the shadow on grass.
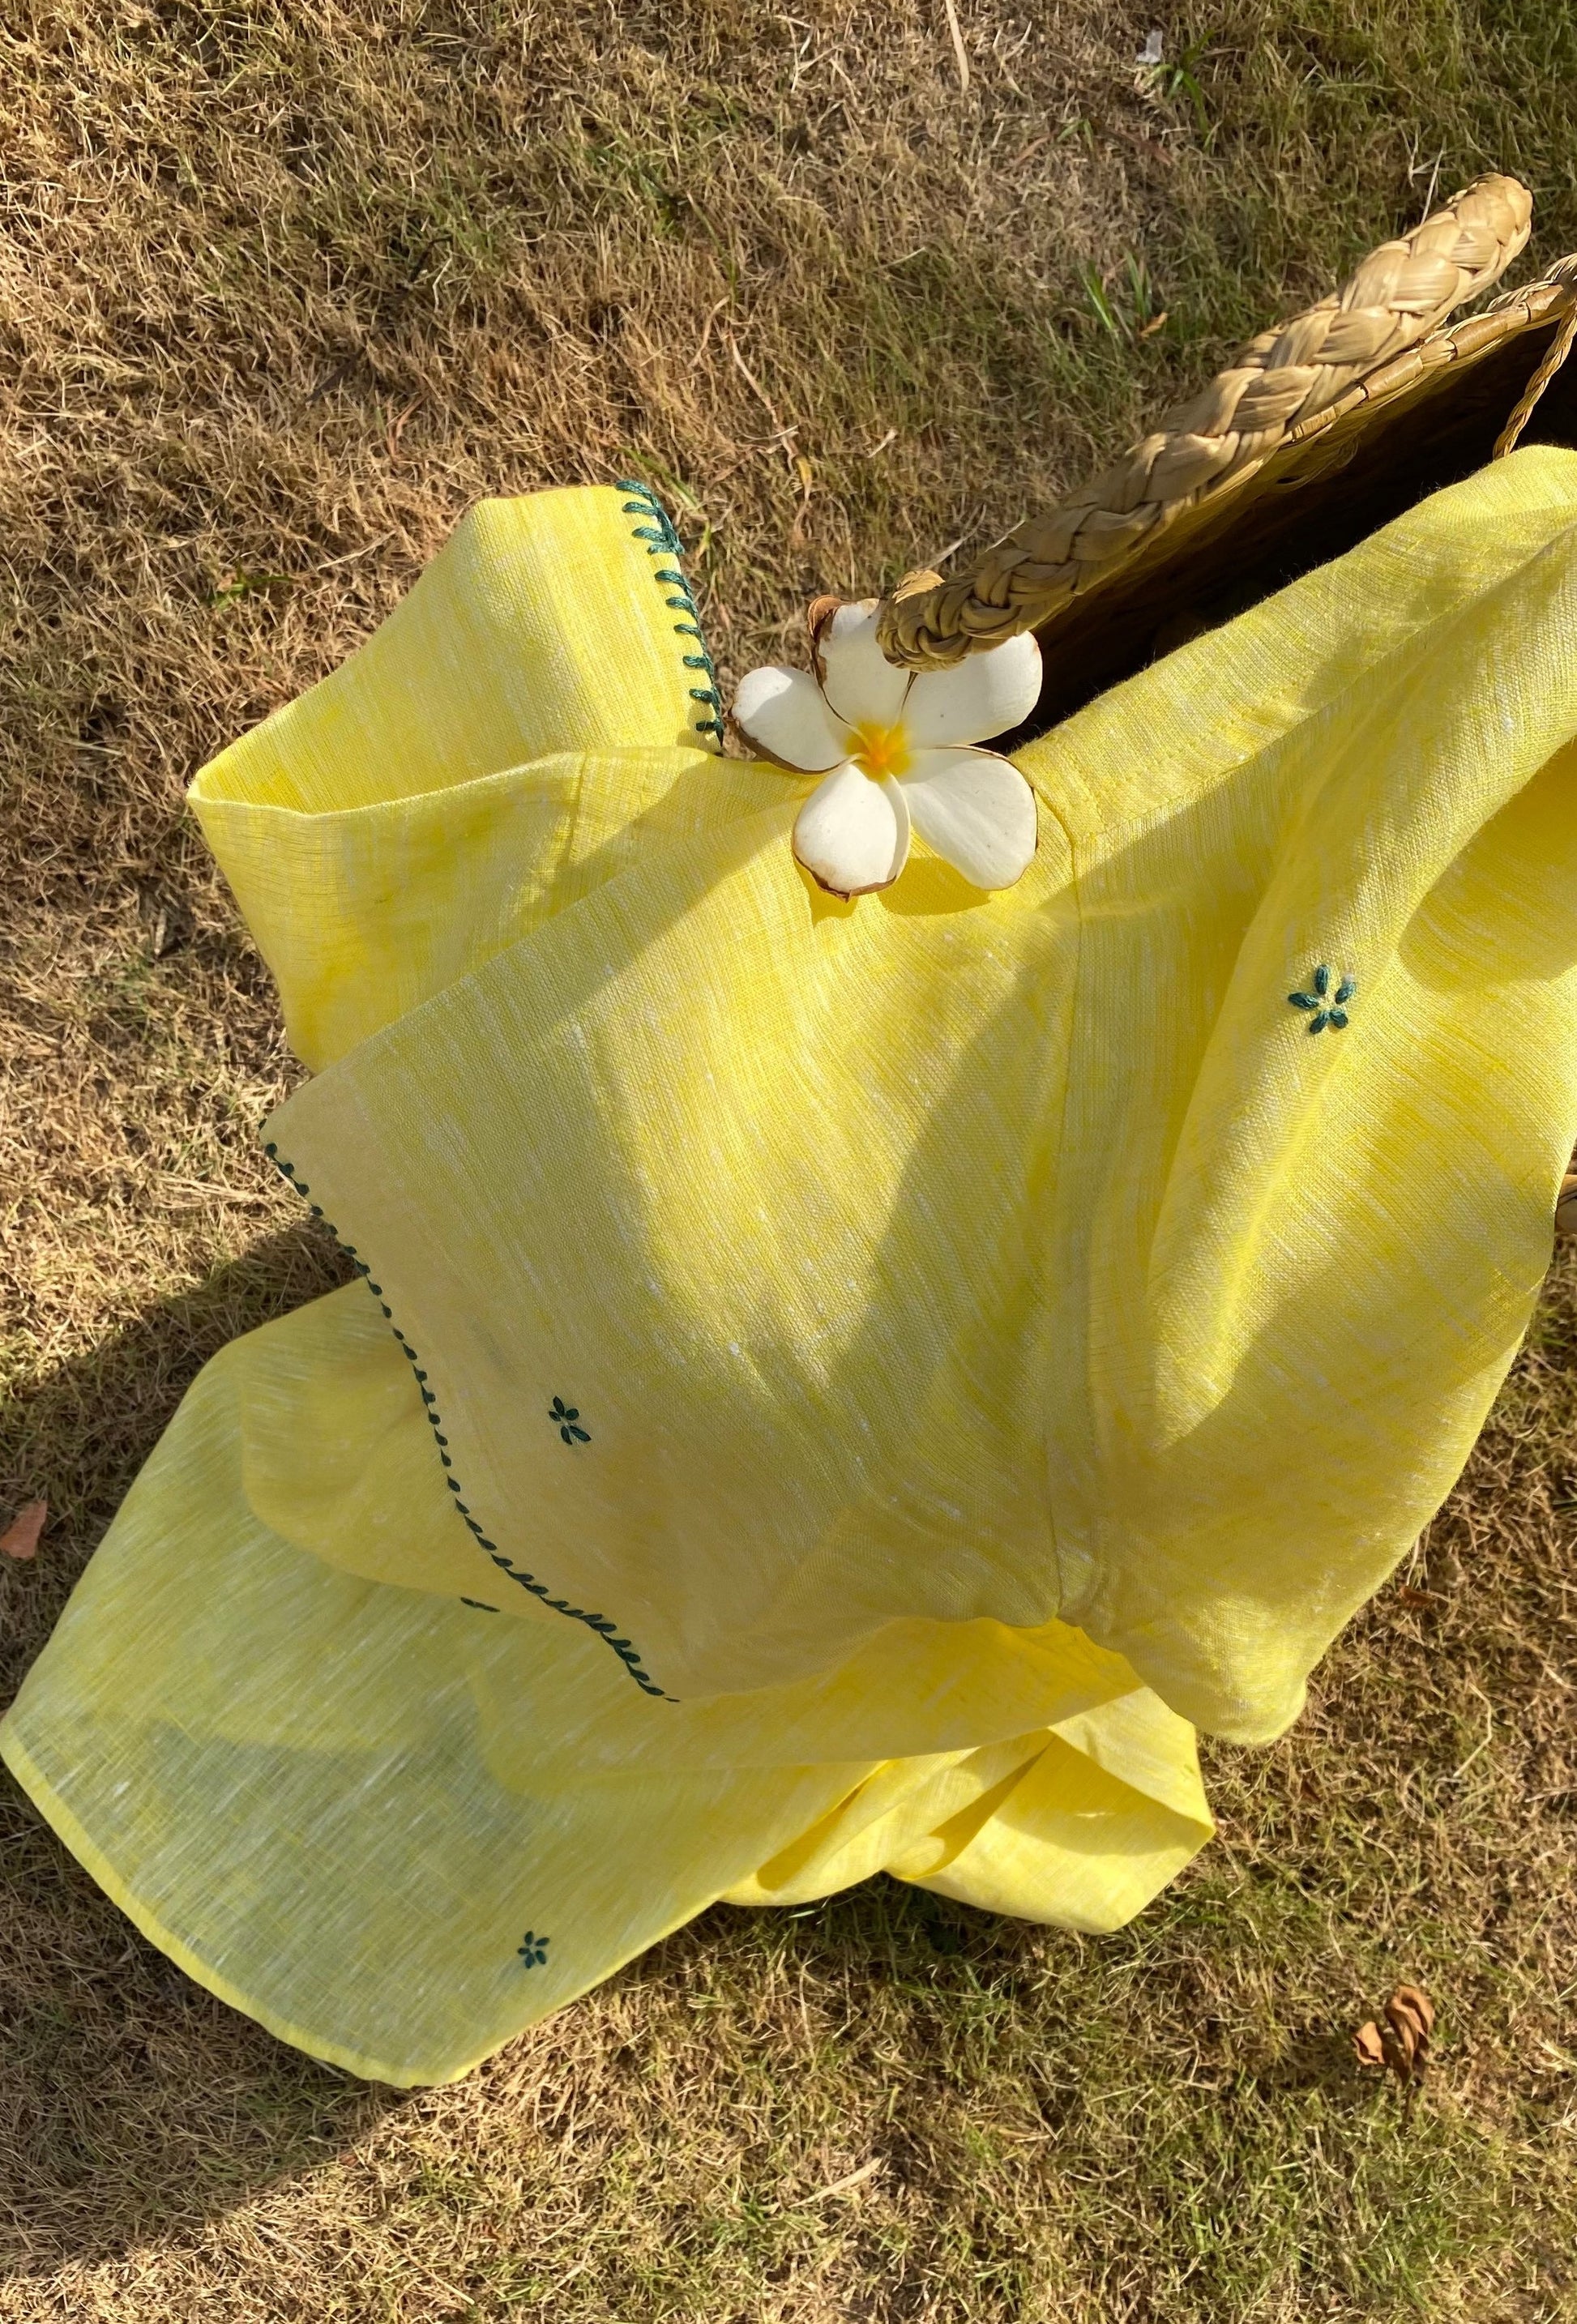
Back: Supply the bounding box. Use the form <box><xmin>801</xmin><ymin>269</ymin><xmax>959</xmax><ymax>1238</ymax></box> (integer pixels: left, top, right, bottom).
<box><xmin>0</xmin><ymin>1228</ymin><xmax>1571</xmax><ymax>2295</ymax></box>
<box><xmin>0</xmin><ymin>1227</ymin><xmax>412</xmax><ymax>2279</ymax></box>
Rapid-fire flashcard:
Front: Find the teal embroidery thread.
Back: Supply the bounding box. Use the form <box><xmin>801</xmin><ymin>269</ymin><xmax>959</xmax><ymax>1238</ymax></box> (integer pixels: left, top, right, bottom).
<box><xmin>615</xmin><ymin>478</ymin><xmax>724</xmax><ymax>745</ymax></box>
<box><xmin>263</xmin><ymin>1143</ymin><xmax>674</xmax><ymax>1702</ymax></box>
<box><xmin>550</xmin><ymin>1396</ymin><xmax>590</xmax><ymax>1445</ymax></box>
<box><xmin>1288</xmin><ymin>963</ymin><xmax>1357</xmax><ymax>1034</ymax></box>
<box><xmin>517</xmin><ymin>1931</ymin><xmax>550</xmax><ymax>1968</ymax></box>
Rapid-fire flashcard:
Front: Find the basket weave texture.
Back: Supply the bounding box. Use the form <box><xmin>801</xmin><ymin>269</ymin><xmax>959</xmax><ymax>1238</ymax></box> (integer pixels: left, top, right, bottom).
<box><xmin>878</xmin><ymin>174</ymin><xmax>1577</xmax><ymax>669</ymax></box>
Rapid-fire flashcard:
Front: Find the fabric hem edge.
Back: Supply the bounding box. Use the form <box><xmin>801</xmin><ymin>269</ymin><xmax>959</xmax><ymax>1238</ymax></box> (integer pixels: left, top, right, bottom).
<box><xmin>0</xmin><ymin>1721</ymin><xmax>482</xmax><ymax>2091</ymax></box>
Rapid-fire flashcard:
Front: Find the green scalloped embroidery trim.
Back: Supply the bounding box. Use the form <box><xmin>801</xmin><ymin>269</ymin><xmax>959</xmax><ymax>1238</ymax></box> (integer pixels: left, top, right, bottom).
<box><xmin>615</xmin><ymin>478</ymin><xmax>724</xmax><ymax>746</ymax></box>
<box><xmin>263</xmin><ymin>1142</ymin><xmax>673</xmax><ymax>1701</ymax></box>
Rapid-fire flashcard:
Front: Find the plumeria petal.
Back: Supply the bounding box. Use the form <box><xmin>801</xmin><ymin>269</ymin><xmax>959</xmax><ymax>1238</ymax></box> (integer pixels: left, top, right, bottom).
<box><xmin>733</xmin><ymin>664</ymin><xmax>850</xmax><ymax>771</ymax></box>
<box><xmin>814</xmin><ymin>600</ymin><xmax>912</xmax><ymax>729</ymax></box>
<box><xmin>793</xmin><ymin>761</ymin><xmax>912</xmax><ymax>897</ymax></box>
<box><xmin>903</xmin><ymin>630</ymin><xmax>1043</xmax><ymax>748</ymax></box>
<box><xmin>899</xmin><ymin>748</ymin><xmax>1037</xmax><ymax>891</ymax></box>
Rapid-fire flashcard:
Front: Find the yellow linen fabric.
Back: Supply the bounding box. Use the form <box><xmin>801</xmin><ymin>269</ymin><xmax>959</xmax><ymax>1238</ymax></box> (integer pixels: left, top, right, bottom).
<box><xmin>2</xmin><ymin>1281</ymin><xmax>1205</xmax><ymax>2083</ymax></box>
<box><xmin>6</xmin><ymin>455</ymin><xmax>1577</xmax><ymax>2085</ymax></box>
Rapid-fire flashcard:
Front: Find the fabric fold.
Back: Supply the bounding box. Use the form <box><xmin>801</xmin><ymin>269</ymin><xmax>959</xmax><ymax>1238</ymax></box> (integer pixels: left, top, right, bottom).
<box><xmin>2</xmin><ymin>1281</ymin><xmax>1204</xmax><ymax>2085</ymax></box>
<box><xmin>7</xmin><ymin>455</ymin><xmax>1577</xmax><ymax>2081</ymax></box>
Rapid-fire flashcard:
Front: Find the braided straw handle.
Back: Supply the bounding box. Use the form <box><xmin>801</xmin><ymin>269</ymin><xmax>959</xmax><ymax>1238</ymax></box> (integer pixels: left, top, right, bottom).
<box><xmin>877</xmin><ymin>173</ymin><xmax>1534</xmax><ymax>669</ymax></box>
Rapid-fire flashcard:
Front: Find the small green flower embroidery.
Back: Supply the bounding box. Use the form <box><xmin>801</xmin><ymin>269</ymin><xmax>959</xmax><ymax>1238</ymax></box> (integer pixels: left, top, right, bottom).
<box><xmin>1288</xmin><ymin>963</ymin><xmax>1357</xmax><ymax>1034</ymax></box>
<box><xmin>549</xmin><ymin>1396</ymin><xmax>590</xmax><ymax>1445</ymax></box>
<box><xmin>517</xmin><ymin>1931</ymin><xmax>550</xmax><ymax>1968</ymax></box>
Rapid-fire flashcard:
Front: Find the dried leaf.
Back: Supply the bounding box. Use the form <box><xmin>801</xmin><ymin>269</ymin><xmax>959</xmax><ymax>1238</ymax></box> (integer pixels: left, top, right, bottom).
<box><xmin>1354</xmin><ymin>1985</ymin><xmax>1436</xmax><ymax>2083</ymax></box>
<box><xmin>1391</xmin><ymin>1984</ymin><xmax>1435</xmax><ymax>2038</ymax></box>
<box><xmin>1385</xmin><ymin>1984</ymin><xmax>1435</xmax><ymax>2078</ymax></box>
<box><xmin>1353</xmin><ymin>2020</ymin><xmax>1387</xmax><ymax>2070</ymax></box>
<box><xmin>0</xmin><ymin>1499</ymin><xmax>47</xmax><ymax>1560</ymax></box>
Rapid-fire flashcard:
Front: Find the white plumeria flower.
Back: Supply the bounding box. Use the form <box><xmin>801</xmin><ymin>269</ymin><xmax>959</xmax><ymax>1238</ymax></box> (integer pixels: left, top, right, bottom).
<box><xmin>732</xmin><ymin>599</ymin><xmax>1042</xmax><ymax>898</ymax></box>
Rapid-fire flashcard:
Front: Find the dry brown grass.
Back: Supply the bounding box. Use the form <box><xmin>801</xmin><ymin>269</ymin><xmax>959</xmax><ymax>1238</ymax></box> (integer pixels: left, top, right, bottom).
<box><xmin>2</xmin><ymin>1</ymin><xmax>1576</xmax><ymax>2316</ymax></box>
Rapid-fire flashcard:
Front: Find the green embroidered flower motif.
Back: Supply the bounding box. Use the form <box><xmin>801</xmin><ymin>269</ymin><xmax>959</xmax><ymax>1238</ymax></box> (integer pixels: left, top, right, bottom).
<box><xmin>517</xmin><ymin>1931</ymin><xmax>550</xmax><ymax>1968</ymax></box>
<box><xmin>549</xmin><ymin>1396</ymin><xmax>590</xmax><ymax>1445</ymax></box>
<box><xmin>1288</xmin><ymin>963</ymin><xmax>1357</xmax><ymax>1034</ymax></box>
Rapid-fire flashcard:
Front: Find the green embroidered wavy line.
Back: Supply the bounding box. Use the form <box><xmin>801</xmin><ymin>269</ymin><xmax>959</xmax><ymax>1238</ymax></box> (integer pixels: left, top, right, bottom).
<box><xmin>263</xmin><ymin>1143</ymin><xmax>674</xmax><ymax>1702</ymax></box>
<box><xmin>615</xmin><ymin>478</ymin><xmax>724</xmax><ymax>745</ymax></box>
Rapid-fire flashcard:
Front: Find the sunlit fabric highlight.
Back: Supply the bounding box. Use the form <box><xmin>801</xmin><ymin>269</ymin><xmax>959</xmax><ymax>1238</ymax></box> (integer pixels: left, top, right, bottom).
<box><xmin>6</xmin><ymin>455</ymin><xmax>1577</xmax><ymax>2083</ymax></box>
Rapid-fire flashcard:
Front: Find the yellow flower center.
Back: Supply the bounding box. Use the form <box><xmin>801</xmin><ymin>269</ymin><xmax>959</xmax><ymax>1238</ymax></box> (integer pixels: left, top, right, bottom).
<box><xmin>849</xmin><ymin>721</ymin><xmax>912</xmax><ymax>784</ymax></box>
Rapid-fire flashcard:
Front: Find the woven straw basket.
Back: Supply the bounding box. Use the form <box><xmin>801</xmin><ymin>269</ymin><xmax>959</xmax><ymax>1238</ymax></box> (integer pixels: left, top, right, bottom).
<box><xmin>877</xmin><ymin>174</ymin><xmax>1577</xmax><ymax>735</ymax></box>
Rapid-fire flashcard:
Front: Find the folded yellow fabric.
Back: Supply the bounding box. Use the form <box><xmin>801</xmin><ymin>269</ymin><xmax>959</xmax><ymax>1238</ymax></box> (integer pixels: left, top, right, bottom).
<box><xmin>2</xmin><ymin>1278</ymin><xmax>1206</xmax><ymax>2083</ymax></box>
<box><xmin>6</xmin><ymin>454</ymin><xmax>1577</xmax><ymax>2084</ymax></box>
